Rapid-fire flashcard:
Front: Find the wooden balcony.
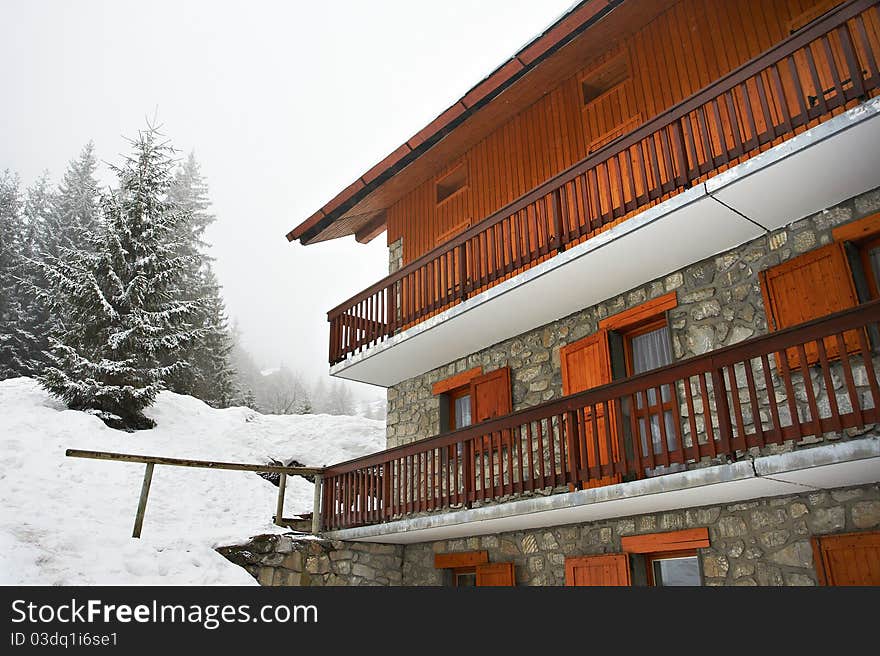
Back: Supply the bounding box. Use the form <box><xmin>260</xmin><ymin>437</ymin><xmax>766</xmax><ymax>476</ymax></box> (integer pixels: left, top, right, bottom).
<box><xmin>328</xmin><ymin>0</ymin><xmax>880</xmax><ymax>366</ymax></box>
<box><xmin>322</xmin><ymin>300</ymin><xmax>880</xmax><ymax>531</ymax></box>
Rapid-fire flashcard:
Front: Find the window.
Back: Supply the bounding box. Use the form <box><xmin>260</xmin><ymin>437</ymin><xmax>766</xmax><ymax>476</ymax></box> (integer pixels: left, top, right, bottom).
<box><xmin>561</xmin><ymin>293</ymin><xmax>680</xmax><ymax>487</ymax></box>
<box><xmin>621</xmin><ymin>528</ymin><xmax>709</xmax><ymax>587</ymax></box>
<box><xmin>433</xmin><ymin>367</ymin><xmax>511</xmax><ymax>436</ymax></box>
<box><xmin>449</xmin><ymin>387</ymin><xmax>472</xmax><ymax>430</ymax></box>
<box><xmin>436</xmin><ymin>163</ymin><xmax>468</xmax><ymax>205</ymax></box>
<box><xmin>580</xmin><ymin>53</ymin><xmax>630</xmax><ymax>107</ymax></box>
<box><xmin>832</xmin><ymin>212</ymin><xmax>880</xmax><ymax>300</ymax></box>
<box><xmin>758</xmin><ymin>231</ymin><xmax>876</xmax><ymax>369</ymax></box>
<box><xmin>434</xmin><ymin>551</ymin><xmax>515</xmax><ymax>587</ymax></box>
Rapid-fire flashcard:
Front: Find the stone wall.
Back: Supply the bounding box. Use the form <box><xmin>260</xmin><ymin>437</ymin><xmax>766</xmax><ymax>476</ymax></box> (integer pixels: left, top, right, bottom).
<box><xmin>385</xmin><ymin>187</ymin><xmax>880</xmax><ymax>449</ymax></box>
<box><xmin>401</xmin><ymin>483</ymin><xmax>880</xmax><ymax>586</ymax></box>
<box><xmin>218</xmin><ymin>534</ymin><xmax>403</xmax><ymax>587</ymax></box>
<box><xmin>388</xmin><ymin>237</ymin><xmax>403</xmax><ymax>274</ymax></box>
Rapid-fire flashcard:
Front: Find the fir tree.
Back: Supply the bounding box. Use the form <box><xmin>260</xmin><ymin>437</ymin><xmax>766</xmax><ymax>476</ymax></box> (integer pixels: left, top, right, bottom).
<box><xmin>0</xmin><ymin>170</ymin><xmax>24</xmax><ymax>379</ymax></box>
<box><xmin>37</xmin><ymin>126</ymin><xmax>205</xmax><ymax>429</ymax></box>
<box><xmin>13</xmin><ymin>172</ymin><xmax>57</xmax><ymax>376</ymax></box>
<box><xmin>49</xmin><ymin>142</ymin><xmax>100</xmax><ymax>255</ymax></box>
<box><xmin>164</xmin><ymin>152</ymin><xmax>236</xmax><ymax>407</ymax></box>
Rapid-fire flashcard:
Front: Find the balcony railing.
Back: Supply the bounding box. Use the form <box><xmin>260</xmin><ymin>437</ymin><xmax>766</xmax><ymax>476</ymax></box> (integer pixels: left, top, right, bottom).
<box><xmin>328</xmin><ymin>0</ymin><xmax>880</xmax><ymax>365</ymax></box>
<box><xmin>322</xmin><ymin>300</ymin><xmax>880</xmax><ymax>530</ymax></box>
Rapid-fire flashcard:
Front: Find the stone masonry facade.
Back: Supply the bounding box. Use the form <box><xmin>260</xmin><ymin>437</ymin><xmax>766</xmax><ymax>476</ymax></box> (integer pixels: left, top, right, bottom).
<box><xmin>218</xmin><ymin>534</ymin><xmax>403</xmax><ymax>586</ymax></box>
<box><xmin>386</xmin><ymin>187</ymin><xmax>880</xmax><ymax>450</ymax></box>
<box><xmin>220</xmin><ymin>483</ymin><xmax>880</xmax><ymax>586</ymax></box>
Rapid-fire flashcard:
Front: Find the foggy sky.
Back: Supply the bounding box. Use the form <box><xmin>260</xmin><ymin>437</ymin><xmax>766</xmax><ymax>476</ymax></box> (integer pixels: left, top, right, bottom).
<box><xmin>0</xmin><ymin>0</ymin><xmax>573</xmax><ymax>400</ymax></box>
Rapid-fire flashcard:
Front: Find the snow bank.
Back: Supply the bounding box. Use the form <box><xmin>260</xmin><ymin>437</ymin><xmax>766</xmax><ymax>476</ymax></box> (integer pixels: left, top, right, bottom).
<box><xmin>0</xmin><ymin>377</ymin><xmax>384</xmax><ymax>585</ymax></box>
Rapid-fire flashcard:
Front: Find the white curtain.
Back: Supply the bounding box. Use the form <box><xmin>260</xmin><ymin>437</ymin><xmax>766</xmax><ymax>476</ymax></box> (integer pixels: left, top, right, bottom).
<box><xmin>631</xmin><ymin>326</ymin><xmax>677</xmax><ymax>455</ymax></box>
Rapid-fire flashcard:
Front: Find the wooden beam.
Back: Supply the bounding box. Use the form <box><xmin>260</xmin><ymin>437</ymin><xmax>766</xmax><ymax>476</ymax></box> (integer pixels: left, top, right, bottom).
<box><xmin>432</xmin><ymin>366</ymin><xmax>484</xmax><ymax>396</ymax></box>
<box><xmin>355</xmin><ymin>212</ymin><xmax>387</xmax><ymax>244</ymax></box>
<box><xmin>434</xmin><ymin>550</ymin><xmax>489</xmax><ymax>569</ymax></box>
<box><xmin>312</xmin><ymin>473</ymin><xmax>323</xmax><ymax>535</ymax></box>
<box><xmin>621</xmin><ymin>528</ymin><xmax>710</xmax><ymax>553</ymax></box>
<box><xmin>275</xmin><ymin>473</ymin><xmax>287</xmax><ymax>527</ymax></box>
<box><xmin>65</xmin><ymin>449</ymin><xmax>325</xmax><ymax>476</ymax></box>
<box><xmin>132</xmin><ymin>463</ymin><xmax>154</xmax><ymax>538</ymax></box>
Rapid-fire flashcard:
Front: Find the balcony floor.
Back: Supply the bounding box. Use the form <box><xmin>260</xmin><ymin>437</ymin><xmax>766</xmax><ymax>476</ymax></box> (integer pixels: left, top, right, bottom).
<box><xmin>323</xmin><ymin>437</ymin><xmax>880</xmax><ymax>544</ymax></box>
<box><xmin>331</xmin><ymin>98</ymin><xmax>880</xmax><ymax>388</ymax></box>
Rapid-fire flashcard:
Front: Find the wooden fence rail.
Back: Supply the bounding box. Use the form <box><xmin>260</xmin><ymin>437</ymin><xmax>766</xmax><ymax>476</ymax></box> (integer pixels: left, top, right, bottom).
<box><xmin>322</xmin><ymin>300</ymin><xmax>880</xmax><ymax>531</ymax></box>
<box><xmin>65</xmin><ymin>449</ymin><xmax>325</xmax><ymax>538</ymax></box>
<box><xmin>327</xmin><ymin>0</ymin><xmax>880</xmax><ymax>365</ymax></box>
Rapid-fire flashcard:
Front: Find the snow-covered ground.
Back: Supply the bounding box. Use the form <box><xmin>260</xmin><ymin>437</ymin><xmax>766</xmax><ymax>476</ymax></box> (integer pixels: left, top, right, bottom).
<box><xmin>0</xmin><ymin>377</ymin><xmax>384</xmax><ymax>585</ymax></box>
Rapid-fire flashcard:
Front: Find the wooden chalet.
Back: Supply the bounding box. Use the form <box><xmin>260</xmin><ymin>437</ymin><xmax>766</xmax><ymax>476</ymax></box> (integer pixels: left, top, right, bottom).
<box><xmin>287</xmin><ymin>0</ymin><xmax>880</xmax><ymax>586</ymax></box>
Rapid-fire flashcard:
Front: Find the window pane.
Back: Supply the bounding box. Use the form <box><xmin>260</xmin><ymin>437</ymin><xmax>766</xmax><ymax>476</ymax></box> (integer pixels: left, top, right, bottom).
<box><xmin>456</xmin><ymin>572</ymin><xmax>476</xmax><ymax>587</ymax></box>
<box><xmin>630</xmin><ymin>325</ymin><xmax>672</xmax><ymax>374</ymax></box>
<box><xmin>652</xmin><ymin>556</ymin><xmax>701</xmax><ymax>586</ymax></box>
<box><xmin>454</xmin><ymin>395</ymin><xmax>471</xmax><ymax>429</ymax></box>
<box><xmin>869</xmin><ymin>246</ymin><xmax>880</xmax><ymax>294</ymax></box>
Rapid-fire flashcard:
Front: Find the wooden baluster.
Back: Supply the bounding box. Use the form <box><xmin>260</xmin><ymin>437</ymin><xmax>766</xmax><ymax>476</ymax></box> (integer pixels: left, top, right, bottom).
<box><xmin>816</xmin><ymin>337</ymin><xmax>842</xmax><ymax>434</ymax></box>
<box><xmin>759</xmin><ymin>353</ymin><xmax>782</xmax><ymax>445</ymax></box>
<box><xmin>683</xmin><ymin>376</ymin><xmax>700</xmax><ymax>462</ymax></box>
<box><xmin>838</xmin><ymin>24</ymin><xmax>866</xmax><ymax>99</ymax></box>
<box><xmin>742</xmin><ymin>358</ymin><xmax>765</xmax><ymax>449</ymax></box>
<box><xmin>795</xmin><ymin>343</ymin><xmax>822</xmax><ymax>437</ymax></box>
<box><xmin>726</xmin><ymin>364</ymin><xmax>747</xmax><ymax>452</ymax></box>
<box><xmin>835</xmin><ymin>332</ymin><xmax>863</xmax><ymax>426</ymax></box>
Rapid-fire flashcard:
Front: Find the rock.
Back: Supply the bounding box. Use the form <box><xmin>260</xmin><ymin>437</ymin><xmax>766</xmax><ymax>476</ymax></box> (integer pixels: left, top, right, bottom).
<box><xmin>789</xmin><ymin>503</ymin><xmax>809</xmax><ymax>519</ymax></box>
<box><xmin>851</xmin><ymin>501</ymin><xmax>880</xmax><ymax>528</ymax></box>
<box><xmin>768</xmin><ymin>541</ymin><xmax>813</xmax><ymax>568</ymax></box>
<box><xmin>758</xmin><ymin>530</ymin><xmax>790</xmax><ymax>549</ymax></box>
<box><xmin>702</xmin><ymin>554</ymin><xmax>729</xmax><ymax>577</ymax></box>
<box><xmin>716</xmin><ymin>516</ymin><xmax>748</xmax><ymax>538</ymax></box>
<box><xmin>807</xmin><ymin>507</ymin><xmax>845</xmax><ymax>534</ymax></box>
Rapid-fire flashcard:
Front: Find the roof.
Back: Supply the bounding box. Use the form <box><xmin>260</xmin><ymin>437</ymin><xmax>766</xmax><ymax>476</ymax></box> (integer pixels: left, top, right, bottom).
<box><xmin>287</xmin><ymin>0</ymin><xmax>623</xmax><ymax>246</ymax></box>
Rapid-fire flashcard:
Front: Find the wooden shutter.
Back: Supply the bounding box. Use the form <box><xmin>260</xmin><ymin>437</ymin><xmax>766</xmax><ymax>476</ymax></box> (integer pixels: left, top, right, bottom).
<box><xmin>470</xmin><ymin>367</ymin><xmax>512</xmax><ymax>451</ymax></box>
<box><xmin>476</xmin><ymin>562</ymin><xmax>515</xmax><ymax>586</ymax></box>
<box><xmin>560</xmin><ymin>330</ymin><xmax>622</xmax><ymax>488</ymax></box>
<box><xmin>470</xmin><ymin>367</ymin><xmax>512</xmax><ymax>423</ymax></box>
<box><xmin>565</xmin><ymin>554</ymin><xmax>631</xmax><ymax>586</ymax></box>
<box><xmin>812</xmin><ymin>531</ymin><xmax>880</xmax><ymax>586</ymax></box>
<box><xmin>759</xmin><ymin>242</ymin><xmax>861</xmax><ymax>368</ymax></box>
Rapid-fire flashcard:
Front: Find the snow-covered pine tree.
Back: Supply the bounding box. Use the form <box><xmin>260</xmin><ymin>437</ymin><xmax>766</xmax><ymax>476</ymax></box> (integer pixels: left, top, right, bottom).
<box><xmin>164</xmin><ymin>152</ymin><xmax>237</xmax><ymax>406</ymax></box>
<box><xmin>49</xmin><ymin>142</ymin><xmax>101</xmax><ymax>254</ymax></box>
<box><xmin>37</xmin><ymin>126</ymin><xmax>205</xmax><ymax>429</ymax></box>
<box><xmin>0</xmin><ymin>170</ymin><xmax>25</xmax><ymax>379</ymax></box>
<box><xmin>12</xmin><ymin>172</ymin><xmax>57</xmax><ymax>376</ymax></box>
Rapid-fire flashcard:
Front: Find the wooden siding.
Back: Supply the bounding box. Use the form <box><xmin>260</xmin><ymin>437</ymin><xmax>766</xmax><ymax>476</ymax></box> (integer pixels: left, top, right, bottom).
<box><xmin>387</xmin><ymin>0</ymin><xmax>852</xmax><ymax>266</ymax></box>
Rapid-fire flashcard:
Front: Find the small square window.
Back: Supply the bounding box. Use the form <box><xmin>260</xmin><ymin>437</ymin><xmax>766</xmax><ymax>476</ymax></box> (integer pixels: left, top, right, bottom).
<box><xmin>581</xmin><ymin>54</ymin><xmax>629</xmax><ymax>107</ymax></box>
<box><xmin>436</xmin><ymin>163</ymin><xmax>468</xmax><ymax>204</ymax></box>
<box><xmin>649</xmin><ymin>555</ymin><xmax>702</xmax><ymax>586</ymax></box>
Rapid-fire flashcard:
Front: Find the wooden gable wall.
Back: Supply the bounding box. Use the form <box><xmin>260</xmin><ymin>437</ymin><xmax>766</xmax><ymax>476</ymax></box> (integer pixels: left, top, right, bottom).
<box><xmin>386</xmin><ymin>0</ymin><xmax>846</xmax><ymax>266</ymax></box>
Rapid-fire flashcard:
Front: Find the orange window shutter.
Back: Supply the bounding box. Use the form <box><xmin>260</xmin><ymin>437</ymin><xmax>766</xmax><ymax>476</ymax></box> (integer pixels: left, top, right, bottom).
<box><xmin>476</xmin><ymin>562</ymin><xmax>515</xmax><ymax>586</ymax></box>
<box><xmin>565</xmin><ymin>554</ymin><xmax>631</xmax><ymax>586</ymax></box>
<box><xmin>469</xmin><ymin>367</ymin><xmax>512</xmax><ymax>423</ymax></box>
<box><xmin>470</xmin><ymin>367</ymin><xmax>512</xmax><ymax>450</ymax></box>
<box><xmin>812</xmin><ymin>531</ymin><xmax>880</xmax><ymax>586</ymax></box>
<box><xmin>759</xmin><ymin>242</ymin><xmax>861</xmax><ymax>368</ymax></box>
<box><xmin>559</xmin><ymin>331</ymin><xmax>621</xmax><ymax>488</ymax></box>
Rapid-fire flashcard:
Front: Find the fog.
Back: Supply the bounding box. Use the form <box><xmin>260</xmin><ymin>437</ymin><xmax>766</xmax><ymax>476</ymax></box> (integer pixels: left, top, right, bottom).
<box><xmin>0</xmin><ymin>0</ymin><xmax>572</xmax><ymax>403</ymax></box>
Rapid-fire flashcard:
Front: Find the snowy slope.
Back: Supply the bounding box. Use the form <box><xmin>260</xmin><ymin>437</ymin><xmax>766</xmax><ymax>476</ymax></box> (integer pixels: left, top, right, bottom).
<box><xmin>0</xmin><ymin>377</ymin><xmax>384</xmax><ymax>585</ymax></box>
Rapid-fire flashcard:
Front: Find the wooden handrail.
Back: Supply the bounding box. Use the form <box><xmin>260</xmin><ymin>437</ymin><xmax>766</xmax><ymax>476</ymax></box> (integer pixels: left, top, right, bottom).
<box><xmin>325</xmin><ymin>299</ymin><xmax>880</xmax><ymax>473</ymax></box>
<box><xmin>321</xmin><ymin>300</ymin><xmax>880</xmax><ymax>529</ymax></box>
<box><xmin>65</xmin><ymin>449</ymin><xmax>326</xmax><ymax>475</ymax></box>
<box><xmin>326</xmin><ymin>0</ymin><xmax>880</xmax><ymax>364</ymax></box>
<box><xmin>329</xmin><ymin>0</ymin><xmax>876</xmax><ymax>319</ymax></box>
<box><xmin>66</xmin><ymin>449</ymin><xmax>326</xmax><ymax>538</ymax></box>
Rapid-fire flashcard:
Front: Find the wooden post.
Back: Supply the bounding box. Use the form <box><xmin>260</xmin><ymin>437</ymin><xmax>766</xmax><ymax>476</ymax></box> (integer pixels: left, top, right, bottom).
<box><xmin>132</xmin><ymin>463</ymin><xmax>154</xmax><ymax>539</ymax></box>
<box><xmin>312</xmin><ymin>474</ymin><xmax>323</xmax><ymax>535</ymax></box>
<box><xmin>275</xmin><ymin>472</ymin><xmax>287</xmax><ymax>527</ymax></box>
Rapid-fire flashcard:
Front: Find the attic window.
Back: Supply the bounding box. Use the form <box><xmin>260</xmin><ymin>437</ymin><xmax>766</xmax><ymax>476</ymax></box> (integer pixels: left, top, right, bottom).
<box><xmin>788</xmin><ymin>0</ymin><xmax>840</xmax><ymax>33</ymax></box>
<box><xmin>581</xmin><ymin>54</ymin><xmax>629</xmax><ymax>106</ymax></box>
<box><xmin>436</xmin><ymin>163</ymin><xmax>468</xmax><ymax>204</ymax></box>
